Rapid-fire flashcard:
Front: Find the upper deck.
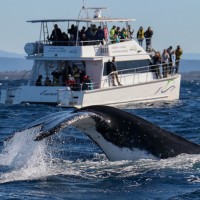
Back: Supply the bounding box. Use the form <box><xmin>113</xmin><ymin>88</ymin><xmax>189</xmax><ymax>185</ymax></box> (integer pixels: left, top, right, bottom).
<box><xmin>24</xmin><ymin>7</ymin><xmax>150</xmax><ymax>61</ymax></box>
<box><xmin>25</xmin><ymin>40</ymin><xmax>149</xmax><ymax>60</ymax></box>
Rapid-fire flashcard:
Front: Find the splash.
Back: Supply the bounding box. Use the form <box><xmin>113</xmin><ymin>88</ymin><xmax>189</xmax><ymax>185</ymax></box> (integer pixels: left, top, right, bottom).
<box><xmin>0</xmin><ymin>125</ymin><xmax>52</xmax><ymax>183</ymax></box>
<box><xmin>1</xmin><ymin>123</ymin><xmax>200</xmax><ymax>184</ymax></box>
<box><xmin>1</xmin><ymin>108</ymin><xmax>200</xmax><ymax>184</ymax></box>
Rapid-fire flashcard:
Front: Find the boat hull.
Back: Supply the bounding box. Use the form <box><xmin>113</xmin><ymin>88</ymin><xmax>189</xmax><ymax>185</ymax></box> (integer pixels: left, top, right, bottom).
<box><xmin>0</xmin><ymin>75</ymin><xmax>181</xmax><ymax>107</ymax></box>
<box><xmin>0</xmin><ymin>86</ymin><xmax>66</xmax><ymax>105</ymax></box>
<box><xmin>58</xmin><ymin>74</ymin><xmax>181</xmax><ymax>108</ymax></box>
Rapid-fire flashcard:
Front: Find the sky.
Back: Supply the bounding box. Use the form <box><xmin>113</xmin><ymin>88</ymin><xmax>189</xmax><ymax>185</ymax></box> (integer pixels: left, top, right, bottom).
<box><xmin>0</xmin><ymin>0</ymin><xmax>200</xmax><ymax>55</ymax></box>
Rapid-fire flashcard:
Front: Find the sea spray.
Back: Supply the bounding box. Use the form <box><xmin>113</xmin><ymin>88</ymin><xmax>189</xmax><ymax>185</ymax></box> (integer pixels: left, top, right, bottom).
<box><xmin>0</xmin><ymin>125</ymin><xmax>51</xmax><ymax>183</ymax></box>
<box><xmin>1</xmin><ymin>124</ymin><xmax>200</xmax><ymax>185</ymax></box>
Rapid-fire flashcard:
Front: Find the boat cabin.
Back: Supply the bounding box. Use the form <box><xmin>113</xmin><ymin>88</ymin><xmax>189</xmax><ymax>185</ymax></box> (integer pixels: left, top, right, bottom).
<box><xmin>24</xmin><ymin>8</ymin><xmax>151</xmax><ymax>90</ymax></box>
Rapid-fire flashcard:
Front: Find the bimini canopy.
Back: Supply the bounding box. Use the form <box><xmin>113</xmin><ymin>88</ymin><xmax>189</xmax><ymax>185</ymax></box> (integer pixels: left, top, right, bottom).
<box><xmin>27</xmin><ymin>18</ymin><xmax>136</xmax><ymax>23</ymax></box>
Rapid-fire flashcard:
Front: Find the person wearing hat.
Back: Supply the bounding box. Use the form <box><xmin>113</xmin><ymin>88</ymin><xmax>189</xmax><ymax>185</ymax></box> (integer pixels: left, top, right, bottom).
<box><xmin>137</xmin><ymin>26</ymin><xmax>145</xmax><ymax>46</ymax></box>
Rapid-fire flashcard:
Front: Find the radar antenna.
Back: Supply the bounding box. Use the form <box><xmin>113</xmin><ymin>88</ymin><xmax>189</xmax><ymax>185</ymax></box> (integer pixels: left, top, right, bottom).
<box><xmin>78</xmin><ymin>0</ymin><xmax>107</xmax><ymax>19</ymax></box>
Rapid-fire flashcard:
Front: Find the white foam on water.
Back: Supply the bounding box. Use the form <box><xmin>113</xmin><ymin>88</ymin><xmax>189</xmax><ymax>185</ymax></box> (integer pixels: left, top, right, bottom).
<box><xmin>0</xmin><ymin>126</ymin><xmax>51</xmax><ymax>183</ymax></box>
<box><xmin>1</xmin><ymin>124</ymin><xmax>200</xmax><ymax>184</ymax></box>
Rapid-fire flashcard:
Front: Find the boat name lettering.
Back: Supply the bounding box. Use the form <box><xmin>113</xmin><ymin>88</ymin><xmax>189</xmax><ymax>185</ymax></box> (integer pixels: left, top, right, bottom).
<box><xmin>40</xmin><ymin>90</ymin><xmax>57</xmax><ymax>96</ymax></box>
<box><xmin>111</xmin><ymin>50</ymin><xmax>129</xmax><ymax>53</ymax></box>
<box><xmin>130</xmin><ymin>46</ymin><xmax>137</xmax><ymax>51</ymax></box>
<box><xmin>111</xmin><ymin>46</ymin><xmax>127</xmax><ymax>50</ymax></box>
<box><xmin>69</xmin><ymin>50</ymin><xmax>78</xmax><ymax>53</ymax></box>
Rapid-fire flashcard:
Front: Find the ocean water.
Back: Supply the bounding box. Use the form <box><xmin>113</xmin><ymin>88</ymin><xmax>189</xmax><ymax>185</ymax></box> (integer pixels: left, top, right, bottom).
<box><xmin>0</xmin><ymin>80</ymin><xmax>200</xmax><ymax>199</ymax></box>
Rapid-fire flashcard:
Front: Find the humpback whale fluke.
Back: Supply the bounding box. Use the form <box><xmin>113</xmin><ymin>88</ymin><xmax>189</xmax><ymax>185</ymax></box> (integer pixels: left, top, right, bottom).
<box><xmin>31</xmin><ymin>105</ymin><xmax>200</xmax><ymax>161</ymax></box>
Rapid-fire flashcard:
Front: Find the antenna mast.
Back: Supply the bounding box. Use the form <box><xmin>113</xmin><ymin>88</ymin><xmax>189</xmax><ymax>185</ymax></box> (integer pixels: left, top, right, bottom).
<box><xmin>78</xmin><ymin>0</ymin><xmax>88</xmax><ymax>18</ymax></box>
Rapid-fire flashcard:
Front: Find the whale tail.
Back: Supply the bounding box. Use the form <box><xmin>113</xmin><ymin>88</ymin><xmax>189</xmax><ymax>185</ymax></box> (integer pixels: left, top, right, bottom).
<box><xmin>8</xmin><ymin>105</ymin><xmax>200</xmax><ymax>161</ymax></box>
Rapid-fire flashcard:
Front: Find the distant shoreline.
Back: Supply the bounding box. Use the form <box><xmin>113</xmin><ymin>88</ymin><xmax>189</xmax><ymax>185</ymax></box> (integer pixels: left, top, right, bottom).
<box><xmin>0</xmin><ymin>70</ymin><xmax>199</xmax><ymax>81</ymax></box>
<box><xmin>0</xmin><ymin>70</ymin><xmax>30</xmax><ymax>80</ymax></box>
<box><xmin>0</xmin><ymin>57</ymin><xmax>199</xmax><ymax>81</ymax></box>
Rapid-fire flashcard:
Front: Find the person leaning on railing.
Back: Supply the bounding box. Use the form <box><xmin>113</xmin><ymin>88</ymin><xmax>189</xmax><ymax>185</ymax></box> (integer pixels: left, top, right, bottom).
<box><xmin>79</xmin><ymin>26</ymin><xmax>86</xmax><ymax>41</ymax></box>
<box><xmin>51</xmin><ymin>69</ymin><xmax>61</xmax><ymax>86</ymax></box>
<box><xmin>151</xmin><ymin>52</ymin><xmax>162</xmax><ymax>79</ymax></box>
<box><xmin>44</xmin><ymin>77</ymin><xmax>52</xmax><ymax>86</ymax></box>
<box><xmin>69</xmin><ymin>34</ymin><xmax>76</xmax><ymax>46</ymax></box>
<box><xmin>171</xmin><ymin>50</ymin><xmax>176</xmax><ymax>74</ymax></box>
<box><xmin>175</xmin><ymin>45</ymin><xmax>183</xmax><ymax>73</ymax></box>
<box><xmin>161</xmin><ymin>49</ymin><xmax>170</xmax><ymax>78</ymax></box>
<box><xmin>127</xmin><ymin>24</ymin><xmax>134</xmax><ymax>38</ymax></box>
<box><xmin>79</xmin><ymin>34</ymin><xmax>88</xmax><ymax>46</ymax></box>
<box><xmin>120</xmin><ymin>28</ymin><xmax>128</xmax><ymax>41</ymax></box>
<box><xmin>36</xmin><ymin>75</ymin><xmax>43</xmax><ymax>86</ymax></box>
<box><xmin>68</xmin><ymin>24</ymin><xmax>77</xmax><ymax>41</ymax></box>
<box><xmin>85</xmin><ymin>27</ymin><xmax>94</xmax><ymax>41</ymax></box>
<box><xmin>73</xmin><ymin>65</ymin><xmax>81</xmax><ymax>84</ymax></box>
<box><xmin>61</xmin><ymin>32</ymin><xmax>69</xmax><ymax>46</ymax></box>
<box><xmin>95</xmin><ymin>26</ymin><xmax>105</xmax><ymax>44</ymax></box>
<box><xmin>106</xmin><ymin>57</ymin><xmax>122</xmax><ymax>86</ymax></box>
<box><xmin>110</xmin><ymin>26</ymin><xmax>117</xmax><ymax>42</ymax></box>
<box><xmin>82</xmin><ymin>76</ymin><xmax>93</xmax><ymax>91</ymax></box>
<box><xmin>167</xmin><ymin>46</ymin><xmax>173</xmax><ymax>74</ymax></box>
<box><xmin>66</xmin><ymin>74</ymin><xmax>76</xmax><ymax>88</ymax></box>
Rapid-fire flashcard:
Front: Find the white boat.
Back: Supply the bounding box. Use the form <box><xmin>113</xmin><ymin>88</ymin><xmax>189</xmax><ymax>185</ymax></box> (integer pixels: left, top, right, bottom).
<box><xmin>0</xmin><ymin>6</ymin><xmax>181</xmax><ymax>108</ymax></box>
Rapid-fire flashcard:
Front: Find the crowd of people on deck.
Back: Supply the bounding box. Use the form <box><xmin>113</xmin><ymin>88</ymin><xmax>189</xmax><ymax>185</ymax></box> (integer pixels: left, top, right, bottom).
<box><xmin>36</xmin><ymin>23</ymin><xmax>183</xmax><ymax>88</ymax></box>
<box><xmin>150</xmin><ymin>45</ymin><xmax>183</xmax><ymax>79</ymax></box>
<box><xmin>47</xmin><ymin>23</ymin><xmax>155</xmax><ymax>52</ymax></box>
<box><xmin>35</xmin><ymin>63</ymin><xmax>93</xmax><ymax>91</ymax></box>
<box><xmin>35</xmin><ymin>56</ymin><xmax>123</xmax><ymax>89</ymax></box>
<box><xmin>35</xmin><ymin>44</ymin><xmax>182</xmax><ymax>89</ymax></box>
<box><xmin>47</xmin><ymin>23</ymin><xmax>136</xmax><ymax>46</ymax></box>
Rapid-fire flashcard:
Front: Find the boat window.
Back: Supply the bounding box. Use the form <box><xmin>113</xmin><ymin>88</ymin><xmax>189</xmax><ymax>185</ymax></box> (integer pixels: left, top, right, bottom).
<box><xmin>103</xmin><ymin>59</ymin><xmax>151</xmax><ymax>75</ymax></box>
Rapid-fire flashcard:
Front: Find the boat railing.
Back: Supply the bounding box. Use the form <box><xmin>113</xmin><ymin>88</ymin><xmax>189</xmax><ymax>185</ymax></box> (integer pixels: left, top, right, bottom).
<box><xmin>26</xmin><ymin>37</ymin><xmax>135</xmax><ymax>56</ymax></box>
<box><xmin>102</xmin><ymin>61</ymin><xmax>177</xmax><ymax>88</ymax></box>
<box><xmin>43</xmin><ymin>36</ymin><xmax>132</xmax><ymax>46</ymax></box>
<box><xmin>57</xmin><ymin>61</ymin><xmax>178</xmax><ymax>105</ymax></box>
<box><xmin>58</xmin><ymin>61</ymin><xmax>177</xmax><ymax>94</ymax></box>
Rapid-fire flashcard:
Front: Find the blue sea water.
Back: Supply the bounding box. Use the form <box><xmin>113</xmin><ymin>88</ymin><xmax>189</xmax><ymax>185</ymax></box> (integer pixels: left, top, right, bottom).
<box><xmin>0</xmin><ymin>80</ymin><xmax>200</xmax><ymax>199</ymax></box>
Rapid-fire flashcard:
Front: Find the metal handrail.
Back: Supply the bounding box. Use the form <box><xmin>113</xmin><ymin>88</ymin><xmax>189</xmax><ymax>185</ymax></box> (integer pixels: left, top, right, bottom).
<box><xmin>56</xmin><ymin>60</ymin><xmax>179</xmax><ymax>107</ymax></box>
<box><xmin>35</xmin><ymin>37</ymin><xmax>133</xmax><ymax>48</ymax></box>
<box><xmin>103</xmin><ymin>61</ymin><xmax>177</xmax><ymax>88</ymax></box>
<box><xmin>58</xmin><ymin>63</ymin><xmax>177</xmax><ymax>91</ymax></box>
<box><xmin>110</xmin><ymin>61</ymin><xmax>177</xmax><ymax>75</ymax></box>
<box><xmin>57</xmin><ymin>61</ymin><xmax>178</xmax><ymax>93</ymax></box>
